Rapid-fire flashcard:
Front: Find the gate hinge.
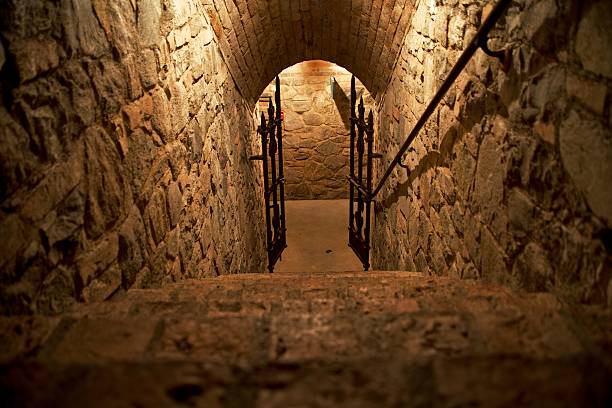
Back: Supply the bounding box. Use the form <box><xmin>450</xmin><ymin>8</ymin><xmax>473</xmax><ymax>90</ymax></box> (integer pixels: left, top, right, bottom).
<box><xmin>249</xmin><ymin>155</ymin><xmax>264</xmax><ymax>161</ymax></box>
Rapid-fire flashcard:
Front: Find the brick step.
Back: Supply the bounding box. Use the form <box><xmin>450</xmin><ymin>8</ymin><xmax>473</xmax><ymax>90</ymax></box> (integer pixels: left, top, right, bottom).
<box><xmin>1</xmin><ymin>272</ymin><xmax>610</xmax><ymax>407</ymax></box>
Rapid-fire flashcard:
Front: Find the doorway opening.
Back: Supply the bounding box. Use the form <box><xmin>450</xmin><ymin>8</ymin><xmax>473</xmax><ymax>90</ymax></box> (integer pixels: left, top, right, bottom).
<box><xmin>253</xmin><ymin>61</ymin><xmax>376</xmax><ymax>273</ymax></box>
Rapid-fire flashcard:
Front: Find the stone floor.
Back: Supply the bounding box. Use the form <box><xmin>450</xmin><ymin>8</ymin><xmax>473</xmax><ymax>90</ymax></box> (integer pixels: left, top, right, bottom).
<box><xmin>1</xmin><ymin>272</ymin><xmax>611</xmax><ymax>407</ymax></box>
<box><xmin>275</xmin><ymin>200</ymin><xmax>363</xmax><ymax>273</ymax></box>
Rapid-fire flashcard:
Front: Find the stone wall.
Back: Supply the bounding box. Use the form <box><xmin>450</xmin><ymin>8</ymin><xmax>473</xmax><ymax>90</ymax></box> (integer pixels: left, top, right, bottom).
<box><xmin>372</xmin><ymin>0</ymin><xmax>612</xmax><ymax>304</ymax></box>
<box><xmin>260</xmin><ymin>61</ymin><xmax>375</xmax><ymax>200</ymax></box>
<box><xmin>0</xmin><ymin>0</ymin><xmax>266</xmax><ymax>315</ymax></box>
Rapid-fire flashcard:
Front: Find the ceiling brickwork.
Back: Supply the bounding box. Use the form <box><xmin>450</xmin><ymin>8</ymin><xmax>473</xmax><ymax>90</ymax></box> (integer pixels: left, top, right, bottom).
<box><xmin>204</xmin><ymin>0</ymin><xmax>418</xmax><ymax>103</ymax></box>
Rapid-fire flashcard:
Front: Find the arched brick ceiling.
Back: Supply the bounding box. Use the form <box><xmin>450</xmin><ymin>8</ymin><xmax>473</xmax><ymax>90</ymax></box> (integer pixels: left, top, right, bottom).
<box><xmin>204</xmin><ymin>0</ymin><xmax>418</xmax><ymax>104</ymax></box>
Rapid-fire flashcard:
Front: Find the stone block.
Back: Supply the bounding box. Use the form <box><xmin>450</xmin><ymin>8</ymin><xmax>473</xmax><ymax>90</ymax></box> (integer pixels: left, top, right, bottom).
<box><xmin>12</xmin><ymin>39</ymin><xmax>61</xmax><ymax>83</ymax></box>
<box><xmin>303</xmin><ymin>112</ymin><xmax>324</xmax><ymax>126</ymax></box>
<box><xmin>118</xmin><ymin>206</ymin><xmax>147</xmax><ymax>289</ymax></box>
<box><xmin>508</xmin><ymin>188</ymin><xmax>535</xmax><ymax>233</ymax></box>
<box><xmin>138</xmin><ymin>0</ymin><xmax>162</xmax><ymax>47</ymax></box>
<box><xmin>64</xmin><ymin>0</ymin><xmax>109</xmax><ymax>57</ymax></box>
<box><xmin>576</xmin><ymin>1</ymin><xmax>612</xmax><ymax>79</ymax></box>
<box><xmin>474</xmin><ymin>123</ymin><xmax>504</xmax><ymax>224</ymax></box>
<box><xmin>284</xmin><ymin>112</ymin><xmax>305</xmax><ymax>131</ymax></box>
<box><xmin>512</xmin><ymin>242</ymin><xmax>553</xmax><ymax>292</ymax></box>
<box><xmin>22</xmin><ymin>145</ymin><xmax>84</xmax><ymax>223</ymax></box>
<box><xmin>480</xmin><ymin>226</ymin><xmax>507</xmax><ymax>284</ymax></box>
<box><xmin>560</xmin><ymin>110</ymin><xmax>612</xmax><ymax>226</ymax></box>
<box><xmin>81</xmin><ymin>264</ymin><xmax>121</xmax><ymax>303</ymax></box>
<box><xmin>315</xmin><ymin>140</ymin><xmax>342</xmax><ymax>156</ymax></box>
<box><xmin>0</xmin><ymin>215</ymin><xmax>32</xmax><ymax>278</ymax></box>
<box><xmin>565</xmin><ymin>73</ymin><xmax>607</xmax><ymax>116</ymax></box>
<box><xmin>35</xmin><ymin>265</ymin><xmax>76</xmax><ymax>314</ymax></box>
<box><xmin>84</xmin><ymin>126</ymin><xmax>129</xmax><ymax>239</ymax></box>
<box><xmin>76</xmin><ymin>233</ymin><xmax>119</xmax><ymax>288</ymax></box>
<box><xmin>167</xmin><ymin>182</ymin><xmax>183</xmax><ymax>228</ymax></box>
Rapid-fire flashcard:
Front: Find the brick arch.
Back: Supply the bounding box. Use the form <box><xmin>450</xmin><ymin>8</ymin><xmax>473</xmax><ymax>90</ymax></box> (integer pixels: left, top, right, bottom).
<box><xmin>204</xmin><ymin>0</ymin><xmax>418</xmax><ymax>105</ymax></box>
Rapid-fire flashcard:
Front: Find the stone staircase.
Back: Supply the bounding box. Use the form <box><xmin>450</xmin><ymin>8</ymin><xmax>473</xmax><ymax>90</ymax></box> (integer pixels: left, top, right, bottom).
<box><xmin>1</xmin><ymin>272</ymin><xmax>611</xmax><ymax>407</ymax></box>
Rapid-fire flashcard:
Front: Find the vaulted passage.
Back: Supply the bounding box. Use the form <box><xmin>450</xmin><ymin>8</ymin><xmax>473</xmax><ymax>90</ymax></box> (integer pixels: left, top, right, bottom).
<box><xmin>0</xmin><ymin>0</ymin><xmax>611</xmax><ymax>405</ymax></box>
<box><xmin>206</xmin><ymin>0</ymin><xmax>418</xmax><ymax>102</ymax></box>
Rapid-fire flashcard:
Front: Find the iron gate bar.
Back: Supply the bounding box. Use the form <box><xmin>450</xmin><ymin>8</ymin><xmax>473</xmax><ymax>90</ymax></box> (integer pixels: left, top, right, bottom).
<box><xmin>256</xmin><ymin>77</ymin><xmax>287</xmax><ymax>273</ymax></box>
<box><xmin>371</xmin><ymin>0</ymin><xmax>513</xmax><ymax>199</ymax></box>
<box><xmin>348</xmin><ymin>83</ymin><xmax>377</xmax><ymax>271</ymax></box>
<box><xmin>275</xmin><ymin>75</ymin><xmax>287</xmax><ymax>256</ymax></box>
<box><xmin>349</xmin><ymin>75</ymin><xmax>356</xmax><ymax>255</ymax></box>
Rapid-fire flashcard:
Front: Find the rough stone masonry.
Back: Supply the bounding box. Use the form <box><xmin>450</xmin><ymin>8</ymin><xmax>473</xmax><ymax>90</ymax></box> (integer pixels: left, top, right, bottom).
<box><xmin>372</xmin><ymin>0</ymin><xmax>612</xmax><ymax>305</ymax></box>
<box><xmin>0</xmin><ymin>0</ymin><xmax>266</xmax><ymax>314</ymax></box>
<box><xmin>0</xmin><ymin>0</ymin><xmax>611</xmax><ymax>314</ymax></box>
<box><xmin>260</xmin><ymin>61</ymin><xmax>375</xmax><ymax>200</ymax></box>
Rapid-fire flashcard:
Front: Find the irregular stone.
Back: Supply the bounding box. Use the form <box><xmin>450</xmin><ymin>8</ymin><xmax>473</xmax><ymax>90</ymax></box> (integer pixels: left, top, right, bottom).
<box><xmin>81</xmin><ymin>265</ymin><xmax>121</xmax><ymax>303</ymax></box>
<box><xmin>84</xmin><ymin>126</ymin><xmax>129</xmax><ymax>239</ymax></box>
<box><xmin>576</xmin><ymin>1</ymin><xmax>612</xmax><ymax>79</ymax></box>
<box><xmin>139</xmin><ymin>49</ymin><xmax>158</xmax><ymax>90</ymax></box>
<box><xmin>303</xmin><ymin>112</ymin><xmax>324</xmax><ymax>126</ymax></box>
<box><xmin>22</xmin><ymin>145</ymin><xmax>84</xmax><ymax>223</ymax></box>
<box><xmin>480</xmin><ymin>226</ymin><xmax>507</xmax><ymax>284</ymax></box>
<box><xmin>474</xmin><ymin>120</ymin><xmax>505</xmax><ymax>224</ymax></box>
<box><xmin>0</xmin><ymin>109</ymin><xmax>38</xmax><ymax>199</ymax></box>
<box><xmin>151</xmin><ymin>87</ymin><xmax>172</xmax><ymax>141</ymax></box>
<box><xmin>304</xmin><ymin>162</ymin><xmax>334</xmax><ymax>182</ymax></box>
<box><xmin>89</xmin><ymin>58</ymin><xmax>128</xmax><ymax>116</ymax></box>
<box><xmin>512</xmin><ymin>242</ymin><xmax>553</xmax><ymax>292</ymax></box>
<box><xmin>124</xmin><ymin>128</ymin><xmax>156</xmax><ymax>199</ymax></box>
<box><xmin>76</xmin><ymin>233</ymin><xmax>118</xmax><ymax>289</ymax></box>
<box><xmin>40</xmin><ymin>187</ymin><xmax>85</xmax><ymax>262</ymax></box>
<box><xmin>35</xmin><ymin>265</ymin><xmax>76</xmax><ymax>314</ymax></box>
<box><xmin>170</xmin><ymin>81</ymin><xmax>189</xmax><ymax>136</ymax></box>
<box><xmin>167</xmin><ymin>182</ymin><xmax>182</xmax><ymax>228</ymax></box>
<box><xmin>118</xmin><ymin>206</ymin><xmax>147</xmax><ymax>289</ymax></box>
<box><xmin>323</xmin><ymin>155</ymin><xmax>345</xmax><ymax>172</ymax></box>
<box><xmin>0</xmin><ymin>215</ymin><xmax>32</xmax><ymax>279</ymax></box>
<box><xmin>95</xmin><ymin>0</ymin><xmax>137</xmax><ymax>56</ymax></box>
<box><xmin>63</xmin><ymin>0</ymin><xmax>109</xmax><ymax>57</ymax></box>
<box><xmin>122</xmin><ymin>102</ymin><xmax>143</xmax><ymax>133</ymax></box>
<box><xmin>138</xmin><ymin>0</ymin><xmax>162</xmax><ymax>47</ymax></box>
<box><xmin>565</xmin><ymin>73</ymin><xmax>607</xmax><ymax>115</ymax></box>
<box><xmin>533</xmin><ymin>121</ymin><xmax>556</xmax><ymax>146</ymax></box>
<box><xmin>315</xmin><ymin>140</ymin><xmax>342</xmax><ymax>156</ymax></box>
<box><xmin>559</xmin><ymin>110</ymin><xmax>612</xmax><ymax>226</ymax></box>
<box><xmin>144</xmin><ymin>187</ymin><xmax>169</xmax><ymax>246</ymax></box>
<box><xmin>12</xmin><ymin>38</ymin><xmax>61</xmax><ymax>83</ymax></box>
<box><xmin>507</xmin><ymin>188</ymin><xmax>535</xmax><ymax>233</ymax></box>
<box><xmin>284</xmin><ymin>112</ymin><xmax>304</xmax><ymax>131</ymax></box>
<box><xmin>291</xmin><ymin>97</ymin><xmax>312</xmax><ymax>113</ymax></box>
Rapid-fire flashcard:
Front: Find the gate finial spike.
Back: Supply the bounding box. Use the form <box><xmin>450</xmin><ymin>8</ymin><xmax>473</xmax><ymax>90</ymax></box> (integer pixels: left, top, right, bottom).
<box><xmin>268</xmin><ymin>99</ymin><xmax>274</xmax><ymax>119</ymax></box>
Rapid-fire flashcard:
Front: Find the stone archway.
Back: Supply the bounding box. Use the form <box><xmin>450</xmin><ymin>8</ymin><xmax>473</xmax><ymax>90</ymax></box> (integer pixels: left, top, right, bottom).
<box><xmin>203</xmin><ymin>0</ymin><xmax>419</xmax><ymax>105</ymax></box>
<box><xmin>258</xmin><ymin>60</ymin><xmax>375</xmax><ymax>200</ymax></box>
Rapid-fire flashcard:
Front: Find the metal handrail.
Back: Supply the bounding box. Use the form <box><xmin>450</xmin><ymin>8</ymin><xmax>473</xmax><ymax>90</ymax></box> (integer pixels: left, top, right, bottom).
<box><xmin>371</xmin><ymin>0</ymin><xmax>512</xmax><ymax>199</ymax></box>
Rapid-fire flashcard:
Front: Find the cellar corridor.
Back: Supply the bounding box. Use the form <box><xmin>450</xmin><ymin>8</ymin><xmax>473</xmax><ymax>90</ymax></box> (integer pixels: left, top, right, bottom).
<box><xmin>0</xmin><ymin>0</ymin><xmax>611</xmax><ymax>406</ymax></box>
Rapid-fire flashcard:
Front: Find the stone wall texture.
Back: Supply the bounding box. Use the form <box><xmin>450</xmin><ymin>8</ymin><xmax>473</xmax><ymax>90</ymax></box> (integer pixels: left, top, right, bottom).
<box><xmin>1</xmin><ymin>0</ymin><xmax>611</xmax><ymax>313</ymax></box>
<box><xmin>260</xmin><ymin>61</ymin><xmax>374</xmax><ymax>200</ymax></box>
<box><xmin>372</xmin><ymin>0</ymin><xmax>612</xmax><ymax>304</ymax></box>
<box><xmin>0</xmin><ymin>0</ymin><xmax>266</xmax><ymax>314</ymax></box>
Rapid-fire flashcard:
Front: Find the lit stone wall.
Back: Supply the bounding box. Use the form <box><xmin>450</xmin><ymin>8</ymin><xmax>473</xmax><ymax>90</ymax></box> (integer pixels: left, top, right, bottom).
<box><xmin>260</xmin><ymin>61</ymin><xmax>375</xmax><ymax>200</ymax></box>
<box><xmin>0</xmin><ymin>0</ymin><xmax>266</xmax><ymax>314</ymax></box>
<box><xmin>372</xmin><ymin>0</ymin><xmax>612</xmax><ymax>304</ymax></box>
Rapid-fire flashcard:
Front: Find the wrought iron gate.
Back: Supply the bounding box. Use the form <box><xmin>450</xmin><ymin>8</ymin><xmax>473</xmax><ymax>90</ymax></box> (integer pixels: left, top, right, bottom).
<box><xmin>251</xmin><ymin>77</ymin><xmax>287</xmax><ymax>273</ymax></box>
<box><xmin>348</xmin><ymin>76</ymin><xmax>379</xmax><ymax>271</ymax></box>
